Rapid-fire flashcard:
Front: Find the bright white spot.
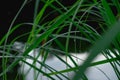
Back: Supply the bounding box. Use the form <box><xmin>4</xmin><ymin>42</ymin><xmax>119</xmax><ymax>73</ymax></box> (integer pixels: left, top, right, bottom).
<box><xmin>14</xmin><ymin>42</ymin><xmax>119</xmax><ymax>80</ymax></box>
<box><xmin>18</xmin><ymin>50</ymin><xmax>119</xmax><ymax>80</ymax></box>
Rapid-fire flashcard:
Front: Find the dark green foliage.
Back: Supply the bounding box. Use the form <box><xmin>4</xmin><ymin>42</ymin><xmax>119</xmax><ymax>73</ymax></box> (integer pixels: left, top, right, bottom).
<box><xmin>0</xmin><ymin>0</ymin><xmax>120</xmax><ymax>80</ymax></box>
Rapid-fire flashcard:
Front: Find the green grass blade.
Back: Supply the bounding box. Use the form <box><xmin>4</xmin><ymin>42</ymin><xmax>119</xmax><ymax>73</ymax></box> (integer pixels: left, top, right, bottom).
<box><xmin>72</xmin><ymin>19</ymin><xmax>120</xmax><ymax>80</ymax></box>
<box><xmin>101</xmin><ymin>0</ymin><xmax>116</xmax><ymax>25</ymax></box>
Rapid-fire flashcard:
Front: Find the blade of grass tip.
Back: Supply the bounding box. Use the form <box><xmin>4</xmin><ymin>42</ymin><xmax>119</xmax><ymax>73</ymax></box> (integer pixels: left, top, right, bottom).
<box><xmin>27</xmin><ymin>0</ymin><xmax>55</xmax><ymax>43</ymax></box>
<box><xmin>0</xmin><ymin>0</ymin><xmax>83</xmax><ymax>77</ymax></box>
<box><xmin>72</xmin><ymin>19</ymin><xmax>120</xmax><ymax>80</ymax></box>
<box><xmin>102</xmin><ymin>0</ymin><xmax>116</xmax><ymax>25</ymax></box>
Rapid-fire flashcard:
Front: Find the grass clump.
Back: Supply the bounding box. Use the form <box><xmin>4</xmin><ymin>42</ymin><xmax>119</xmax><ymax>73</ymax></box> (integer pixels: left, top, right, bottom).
<box><xmin>0</xmin><ymin>0</ymin><xmax>120</xmax><ymax>80</ymax></box>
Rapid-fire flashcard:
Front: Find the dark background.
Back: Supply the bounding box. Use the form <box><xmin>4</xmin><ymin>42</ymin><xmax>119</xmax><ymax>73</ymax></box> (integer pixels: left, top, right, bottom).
<box><xmin>0</xmin><ymin>0</ymin><xmax>76</xmax><ymax>43</ymax></box>
<box><xmin>0</xmin><ymin>0</ymin><xmax>35</xmax><ymax>42</ymax></box>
